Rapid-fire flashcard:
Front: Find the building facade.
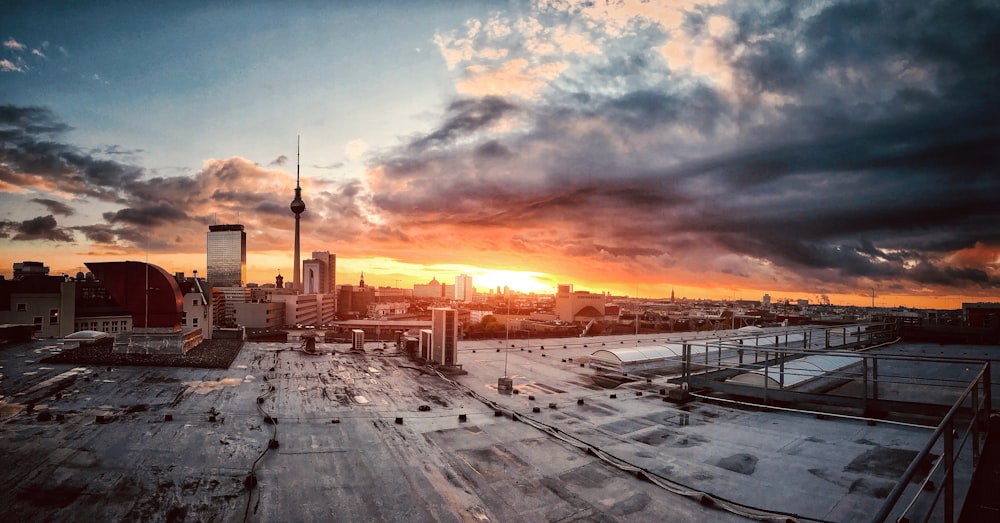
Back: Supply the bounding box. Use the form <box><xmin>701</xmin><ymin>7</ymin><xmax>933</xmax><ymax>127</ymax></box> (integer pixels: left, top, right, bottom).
<box><xmin>555</xmin><ymin>284</ymin><xmax>606</xmax><ymax>323</ymax></box>
<box><xmin>455</xmin><ymin>274</ymin><xmax>473</xmax><ymax>302</ymax></box>
<box><xmin>0</xmin><ymin>273</ymin><xmax>76</xmax><ymax>338</ymax></box>
<box><xmin>211</xmin><ymin>286</ymin><xmax>250</xmax><ymax>327</ymax></box>
<box><xmin>206</xmin><ymin>224</ymin><xmax>246</xmax><ymax>287</ymax></box>
<box><xmin>430</xmin><ymin>308</ymin><xmax>458</xmax><ymax>366</ymax></box>
<box><xmin>304</xmin><ymin>251</ymin><xmax>336</xmax><ymax>295</ymax></box>
<box><xmin>233</xmin><ymin>301</ymin><xmax>286</xmax><ymax>329</ymax></box>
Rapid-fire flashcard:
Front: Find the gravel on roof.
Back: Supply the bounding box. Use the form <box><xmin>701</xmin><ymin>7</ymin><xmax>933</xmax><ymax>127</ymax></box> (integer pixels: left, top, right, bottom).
<box><xmin>40</xmin><ymin>338</ymin><xmax>243</xmax><ymax>369</ymax></box>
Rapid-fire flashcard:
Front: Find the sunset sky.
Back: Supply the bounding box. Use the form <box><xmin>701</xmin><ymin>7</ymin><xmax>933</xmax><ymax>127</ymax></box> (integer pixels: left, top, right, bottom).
<box><xmin>2</xmin><ymin>0</ymin><xmax>999</xmax><ymax>308</ymax></box>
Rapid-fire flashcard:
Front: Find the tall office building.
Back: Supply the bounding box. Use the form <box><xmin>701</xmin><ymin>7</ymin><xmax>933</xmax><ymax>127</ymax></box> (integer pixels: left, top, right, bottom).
<box><xmin>206</xmin><ymin>224</ymin><xmax>246</xmax><ymax>287</ymax></box>
<box><xmin>455</xmin><ymin>274</ymin><xmax>473</xmax><ymax>302</ymax></box>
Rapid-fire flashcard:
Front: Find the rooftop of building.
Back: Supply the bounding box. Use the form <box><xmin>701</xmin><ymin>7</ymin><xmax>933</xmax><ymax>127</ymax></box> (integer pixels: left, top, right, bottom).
<box><xmin>1</xmin><ymin>326</ymin><xmax>997</xmax><ymax>522</ymax></box>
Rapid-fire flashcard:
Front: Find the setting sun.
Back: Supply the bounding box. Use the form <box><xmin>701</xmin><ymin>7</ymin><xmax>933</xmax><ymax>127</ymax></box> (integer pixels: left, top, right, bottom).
<box><xmin>468</xmin><ymin>269</ymin><xmax>555</xmax><ymax>295</ymax></box>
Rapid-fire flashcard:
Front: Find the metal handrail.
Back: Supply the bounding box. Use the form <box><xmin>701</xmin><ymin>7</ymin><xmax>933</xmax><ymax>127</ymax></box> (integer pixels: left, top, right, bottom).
<box><xmin>873</xmin><ymin>361</ymin><xmax>991</xmax><ymax>523</ymax></box>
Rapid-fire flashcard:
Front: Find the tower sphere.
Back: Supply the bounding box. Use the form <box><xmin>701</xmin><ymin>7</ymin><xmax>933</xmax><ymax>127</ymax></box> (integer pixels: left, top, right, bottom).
<box><xmin>290</xmin><ymin>192</ymin><xmax>305</xmax><ymax>215</ymax></box>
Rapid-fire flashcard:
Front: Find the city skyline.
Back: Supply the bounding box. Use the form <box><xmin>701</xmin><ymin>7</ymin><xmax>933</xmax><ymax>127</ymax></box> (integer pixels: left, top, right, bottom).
<box><xmin>2</xmin><ymin>1</ymin><xmax>999</xmax><ymax>309</ymax></box>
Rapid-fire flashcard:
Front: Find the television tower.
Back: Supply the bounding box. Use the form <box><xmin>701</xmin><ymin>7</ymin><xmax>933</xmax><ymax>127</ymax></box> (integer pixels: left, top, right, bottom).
<box><xmin>290</xmin><ymin>136</ymin><xmax>306</xmax><ymax>291</ymax></box>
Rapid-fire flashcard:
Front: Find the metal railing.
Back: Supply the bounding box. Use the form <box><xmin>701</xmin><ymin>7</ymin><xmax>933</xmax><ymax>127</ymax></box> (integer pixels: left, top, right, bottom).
<box><xmin>873</xmin><ymin>361</ymin><xmax>992</xmax><ymax>523</ymax></box>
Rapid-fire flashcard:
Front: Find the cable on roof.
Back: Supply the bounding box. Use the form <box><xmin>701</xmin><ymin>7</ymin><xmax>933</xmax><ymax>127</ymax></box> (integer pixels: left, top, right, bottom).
<box><xmin>428</xmin><ymin>367</ymin><xmax>836</xmax><ymax>523</ymax></box>
<box><xmin>243</xmin><ymin>352</ymin><xmax>280</xmax><ymax>523</ymax></box>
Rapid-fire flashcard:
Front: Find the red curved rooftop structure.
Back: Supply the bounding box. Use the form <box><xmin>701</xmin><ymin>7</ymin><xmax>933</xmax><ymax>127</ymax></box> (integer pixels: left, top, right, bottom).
<box><xmin>85</xmin><ymin>261</ymin><xmax>184</xmax><ymax>329</ymax></box>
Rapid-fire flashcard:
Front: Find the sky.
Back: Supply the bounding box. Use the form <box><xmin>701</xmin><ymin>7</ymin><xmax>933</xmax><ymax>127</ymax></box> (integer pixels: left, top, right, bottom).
<box><xmin>1</xmin><ymin>0</ymin><xmax>999</xmax><ymax>308</ymax></box>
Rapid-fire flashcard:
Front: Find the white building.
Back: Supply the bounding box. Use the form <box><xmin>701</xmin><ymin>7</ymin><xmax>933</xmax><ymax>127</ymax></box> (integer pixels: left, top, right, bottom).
<box><xmin>303</xmin><ymin>251</ymin><xmax>336</xmax><ymax>296</ymax></box>
<box><xmin>455</xmin><ymin>274</ymin><xmax>473</xmax><ymax>302</ymax></box>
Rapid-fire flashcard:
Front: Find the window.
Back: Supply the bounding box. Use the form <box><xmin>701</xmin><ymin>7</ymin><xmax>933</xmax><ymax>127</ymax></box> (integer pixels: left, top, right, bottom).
<box><xmin>49</xmin><ymin>308</ymin><xmax>59</xmax><ymax>325</ymax></box>
<box><xmin>192</xmin><ymin>318</ymin><xmax>198</xmax><ymax>327</ymax></box>
<box><xmin>33</xmin><ymin>316</ymin><xmax>42</xmax><ymax>331</ymax></box>
<box><xmin>192</xmin><ymin>298</ymin><xmax>200</xmax><ymax>306</ymax></box>
<box><xmin>16</xmin><ymin>303</ymin><xmax>27</xmax><ymax>312</ymax></box>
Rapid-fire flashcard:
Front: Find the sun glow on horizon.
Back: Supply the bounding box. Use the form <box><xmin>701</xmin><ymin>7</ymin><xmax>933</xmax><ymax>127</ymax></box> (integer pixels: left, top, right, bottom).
<box><xmin>470</xmin><ymin>268</ymin><xmax>555</xmax><ymax>295</ymax></box>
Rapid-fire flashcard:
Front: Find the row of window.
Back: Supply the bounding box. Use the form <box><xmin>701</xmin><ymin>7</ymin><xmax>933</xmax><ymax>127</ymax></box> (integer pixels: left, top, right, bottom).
<box><xmin>73</xmin><ymin>320</ymin><xmax>131</xmax><ymax>333</ymax></box>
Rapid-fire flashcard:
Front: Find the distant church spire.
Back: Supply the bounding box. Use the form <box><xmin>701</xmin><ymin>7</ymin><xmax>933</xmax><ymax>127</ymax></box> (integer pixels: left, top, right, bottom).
<box><xmin>359</xmin><ymin>272</ymin><xmax>365</xmax><ymax>288</ymax></box>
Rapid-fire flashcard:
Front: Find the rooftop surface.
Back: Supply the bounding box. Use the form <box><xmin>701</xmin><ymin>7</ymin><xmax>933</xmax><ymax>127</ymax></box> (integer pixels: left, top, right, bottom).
<box><xmin>1</xmin><ymin>327</ymin><xmax>996</xmax><ymax>522</ymax></box>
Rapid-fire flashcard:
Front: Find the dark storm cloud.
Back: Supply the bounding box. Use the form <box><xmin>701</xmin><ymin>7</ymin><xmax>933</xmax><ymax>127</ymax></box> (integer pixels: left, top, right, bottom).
<box><xmin>1</xmin><ymin>214</ymin><xmax>74</xmax><ymax>242</ymax></box>
<box><xmin>97</xmin><ymin>145</ymin><xmax>144</xmax><ymax>156</ymax></box>
<box><xmin>0</xmin><ymin>104</ymin><xmax>142</xmax><ymax>199</ymax></box>
<box><xmin>102</xmin><ymin>202</ymin><xmax>186</xmax><ymax>226</ymax></box>
<box><xmin>373</xmin><ymin>0</ymin><xmax>1000</xmax><ymax>294</ymax></box>
<box><xmin>408</xmin><ymin>96</ymin><xmax>519</xmax><ymax>152</ymax></box>
<box><xmin>474</xmin><ymin>140</ymin><xmax>511</xmax><ymax>159</ymax></box>
<box><xmin>255</xmin><ymin>201</ymin><xmax>288</xmax><ymax>217</ymax></box>
<box><xmin>74</xmin><ymin>224</ymin><xmax>116</xmax><ymax>244</ymax></box>
<box><xmin>0</xmin><ymin>105</ymin><xmax>71</xmax><ymax>135</ymax></box>
<box><xmin>29</xmin><ymin>198</ymin><xmax>74</xmax><ymax>216</ymax></box>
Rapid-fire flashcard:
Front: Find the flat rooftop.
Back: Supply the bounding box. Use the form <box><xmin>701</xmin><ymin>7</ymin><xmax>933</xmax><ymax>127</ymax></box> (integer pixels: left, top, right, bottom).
<box><xmin>1</xmin><ymin>327</ymin><xmax>996</xmax><ymax>522</ymax></box>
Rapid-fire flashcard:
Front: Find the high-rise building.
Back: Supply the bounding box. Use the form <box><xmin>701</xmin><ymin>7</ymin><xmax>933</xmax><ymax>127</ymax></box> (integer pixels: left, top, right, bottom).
<box><xmin>455</xmin><ymin>274</ymin><xmax>473</xmax><ymax>302</ymax></box>
<box><xmin>206</xmin><ymin>224</ymin><xmax>246</xmax><ymax>287</ymax></box>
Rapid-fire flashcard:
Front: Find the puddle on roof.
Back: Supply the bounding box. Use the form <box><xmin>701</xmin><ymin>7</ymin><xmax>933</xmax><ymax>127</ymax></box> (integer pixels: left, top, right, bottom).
<box><xmin>183</xmin><ymin>377</ymin><xmax>243</xmax><ymax>394</ymax></box>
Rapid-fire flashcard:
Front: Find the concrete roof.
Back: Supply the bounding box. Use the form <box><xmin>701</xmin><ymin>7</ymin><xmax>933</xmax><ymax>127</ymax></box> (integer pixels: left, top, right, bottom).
<box><xmin>1</xmin><ymin>328</ymin><xmax>996</xmax><ymax>522</ymax></box>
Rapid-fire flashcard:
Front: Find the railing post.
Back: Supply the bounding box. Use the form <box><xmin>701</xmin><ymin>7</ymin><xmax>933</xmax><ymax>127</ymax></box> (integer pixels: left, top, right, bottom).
<box><xmin>872</xmin><ymin>357</ymin><xmax>879</xmax><ymax>401</ymax></box>
<box><xmin>682</xmin><ymin>343</ymin><xmax>690</xmax><ymax>390</ymax></box>
<box><xmin>972</xmin><ymin>384</ymin><xmax>980</xmax><ymax>463</ymax></box>
<box><xmin>863</xmin><ymin>357</ymin><xmax>869</xmax><ymax>413</ymax></box>
<box><xmin>944</xmin><ymin>417</ymin><xmax>954</xmax><ymax>523</ymax></box>
<box><xmin>985</xmin><ymin>361</ymin><xmax>993</xmax><ymax>412</ymax></box>
<box><xmin>779</xmin><ymin>349</ymin><xmax>785</xmax><ymax>389</ymax></box>
<box><xmin>763</xmin><ymin>357</ymin><xmax>769</xmax><ymax>404</ymax></box>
